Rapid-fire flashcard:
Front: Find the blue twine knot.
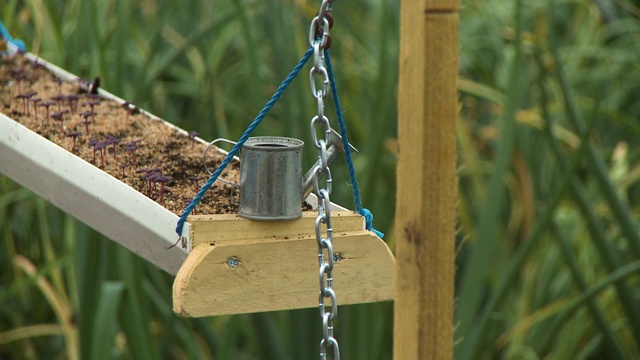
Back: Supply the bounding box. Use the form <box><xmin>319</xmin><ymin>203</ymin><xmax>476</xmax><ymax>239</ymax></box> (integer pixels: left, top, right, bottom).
<box><xmin>361</xmin><ymin>208</ymin><xmax>384</xmax><ymax>238</ymax></box>
<box><xmin>0</xmin><ymin>21</ymin><xmax>26</xmax><ymax>53</ymax></box>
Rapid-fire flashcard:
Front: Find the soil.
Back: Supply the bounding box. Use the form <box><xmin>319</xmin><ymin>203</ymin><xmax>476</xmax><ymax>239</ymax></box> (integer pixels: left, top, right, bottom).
<box><xmin>0</xmin><ymin>52</ymin><xmax>242</xmax><ymax>216</ymax></box>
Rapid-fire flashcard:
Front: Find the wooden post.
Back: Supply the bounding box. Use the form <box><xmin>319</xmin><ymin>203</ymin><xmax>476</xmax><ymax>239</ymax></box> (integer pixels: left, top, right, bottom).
<box><xmin>394</xmin><ymin>0</ymin><xmax>459</xmax><ymax>359</ymax></box>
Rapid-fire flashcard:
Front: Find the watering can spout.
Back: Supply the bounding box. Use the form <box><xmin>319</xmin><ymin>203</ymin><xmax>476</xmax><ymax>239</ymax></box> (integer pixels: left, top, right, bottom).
<box><xmin>301</xmin><ymin>128</ymin><xmax>358</xmax><ymax>201</ymax></box>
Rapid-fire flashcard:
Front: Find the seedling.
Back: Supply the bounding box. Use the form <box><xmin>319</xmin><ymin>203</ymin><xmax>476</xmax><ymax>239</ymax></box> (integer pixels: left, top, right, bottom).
<box><xmin>82</xmin><ymin>101</ymin><xmax>100</xmax><ymax>120</ymax></box>
<box><xmin>187</xmin><ymin>131</ymin><xmax>199</xmax><ymax>149</ymax></box>
<box><xmin>66</xmin><ymin>131</ymin><xmax>82</xmax><ymax>153</ymax></box>
<box><xmin>12</xmin><ymin>71</ymin><xmax>26</xmax><ymax>93</ymax></box>
<box><xmin>66</xmin><ymin>94</ymin><xmax>80</xmax><ymax>114</ymax></box>
<box><xmin>88</xmin><ymin>138</ymin><xmax>99</xmax><ymax>162</ymax></box>
<box><xmin>30</xmin><ymin>97</ymin><xmax>41</xmax><ymax>121</ymax></box>
<box><xmin>157</xmin><ymin>175</ymin><xmax>173</xmax><ymax>202</ymax></box>
<box><xmin>141</xmin><ymin>171</ymin><xmax>156</xmax><ymax>196</ymax></box>
<box><xmin>38</xmin><ymin>101</ymin><xmax>54</xmax><ymax>124</ymax></box>
<box><xmin>30</xmin><ymin>60</ymin><xmax>43</xmax><ymax>75</ymax></box>
<box><xmin>15</xmin><ymin>92</ymin><xmax>36</xmax><ymax>115</ymax></box>
<box><xmin>94</xmin><ymin>141</ymin><xmax>108</xmax><ymax>168</ymax></box>
<box><xmin>105</xmin><ymin>135</ymin><xmax>122</xmax><ymax>160</ymax></box>
<box><xmin>53</xmin><ymin>78</ymin><xmax>64</xmax><ymax>95</ymax></box>
<box><xmin>50</xmin><ymin>94</ymin><xmax>65</xmax><ymax>111</ymax></box>
<box><xmin>187</xmin><ymin>176</ymin><xmax>205</xmax><ymax>191</ymax></box>
<box><xmin>123</xmin><ymin>142</ymin><xmax>139</xmax><ymax>166</ymax></box>
<box><xmin>80</xmin><ymin>112</ymin><xmax>94</xmax><ymax>134</ymax></box>
<box><xmin>51</xmin><ymin>109</ymin><xmax>70</xmax><ymax>131</ymax></box>
<box><xmin>15</xmin><ymin>94</ymin><xmax>29</xmax><ymax>115</ymax></box>
<box><xmin>120</xmin><ymin>162</ymin><xmax>129</xmax><ymax>177</ymax></box>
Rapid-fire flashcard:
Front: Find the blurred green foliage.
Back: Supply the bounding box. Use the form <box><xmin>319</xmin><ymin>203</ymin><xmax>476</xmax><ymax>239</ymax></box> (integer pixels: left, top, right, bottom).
<box><xmin>1</xmin><ymin>0</ymin><xmax>640</xmax><ymax>359</ymax></box>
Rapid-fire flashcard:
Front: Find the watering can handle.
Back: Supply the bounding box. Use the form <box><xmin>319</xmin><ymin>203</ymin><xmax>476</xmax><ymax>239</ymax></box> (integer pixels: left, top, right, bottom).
<box><xmin>301</xmin><ymin>128</ymin><xmax>358</xmax><ymax>201</ymax></box>
<box><xmin>203</xmin><ymin>138</ymin><xmax>240</xmax><ymax>194</ymax></box>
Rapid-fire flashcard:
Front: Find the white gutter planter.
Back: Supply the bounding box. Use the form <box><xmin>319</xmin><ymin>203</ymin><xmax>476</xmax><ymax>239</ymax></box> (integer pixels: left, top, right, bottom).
<box><xmin>0</xmin><ymin>48</ymin><xmax>194</xmax><ymax>275</ymax></box>
<box><xmin>1</xmin><ymin>47</ymin><xmax>396</xmax><ymax>317</ymax></box>
<box><xmin>1</xmin><ymin>112</ymin><xmax>189</xmax><ymax>274</ymax></box>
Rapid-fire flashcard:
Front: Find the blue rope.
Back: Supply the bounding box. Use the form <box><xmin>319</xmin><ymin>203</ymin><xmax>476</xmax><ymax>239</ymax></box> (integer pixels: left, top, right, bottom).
<box><xmin>0</xmin><ymin>21</ymin><xmax>26</xmax><ymax>53</ymax></box>
<box><xmin>175</xmin><ymin>46</ymin><xmax>314</xmax><ymax>236</ymax></box>
<box><xmin>325</xmin><ymin>50</ymin><xmax>384</xmax><ymax>239</ymax></box>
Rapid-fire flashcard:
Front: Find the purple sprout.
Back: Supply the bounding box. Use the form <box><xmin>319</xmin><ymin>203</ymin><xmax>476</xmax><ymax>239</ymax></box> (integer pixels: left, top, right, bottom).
<box><xmin>66</xmin><ymin>131</ymin><xmax>82</xmax><ymax>153</ymax></box>
<box><xmin>50</xmin><ymin>94</ymin><xmax>65</xmax><ymax>111</ymax></box>
<box><xmin>140</xmin><ymin>171</ymin><xmax>155</xmax><ymax>196</ymax></box>
<box><xmin>105</xmin><ymin>135</ymin><xmax>122</xmax><ymax>160</ymax></box>
<box><xmin>187</xmin><ymin>176</ymin><xmax>205</xmax><ymax>191</ymax></box>
<box><xmin>187</xmin><ymin>131</ymin><xmax>199</xmax><ymax>149</ymax></box>
<box><xmin>94</xmin><ymin>141</ymin><xmax>108</xmax><ymax>168</ymax></box>
<box><xmin>51</xmin><ymin>109</ymin><xmax>70</xmax><ymax>131</ymax></box>
<box><xmin>15</xmin><ymin>94</ymin><xmax>29</xmax><ymax>115</ymax></box>
<box><xmin>120</xmin><ymin>162</ymin><xmax>129</xmax><ymax>177</ymax></box>
<box><xmin>88</xmin><ymin>138</ymin><xmax>100</xmax><ymax>162</ymax></box>
<box><xmin>15</xmin><ymin>92</ymin><xmax>37</xmax><ymax>115</ymax></box>
<box><xmin>80</xmin><ymin>112</ymin><xmax>94</xmax><ymax>134</ymax></box>
<box><xmin>65</xmin><ymin>94</ymin><xmax>80</xmax><ymax>114</ymax></box>
<box><xmin>183</xmin><ymin>198</ymin><xmax>197</xmax><ymax>215</ymax></box>
<box><xmin>12</xmin><ymin>72</ymin><xmax>26</xmax><ymax>93</ymax></box>
<box><xmin>82</xmin><ymin>101</ymin><xmax>100</xmax><ymax>121</ymax></box>
<box><xmin>38</xmin><ymin>101</ymin><xmax>54</xmax><ymax>124</ymax></box>
<box><xmin>156</xmin><ymin>175</ymin><xmax>173</xmax><ymax>202</ymax></box>
<box><xmin>123</xmin><ymin>142</ymin><xmax>139</xmax><ymax>166</ymax></box>
<box><xmin>30</xmin><ymin>97</ymin><xmax>41</xmax><ymax>121</ymax></box>
<box><xmin>54</xmin><ymin>78</ymin><xmax>64</xmax><ymax>95</ymax></box>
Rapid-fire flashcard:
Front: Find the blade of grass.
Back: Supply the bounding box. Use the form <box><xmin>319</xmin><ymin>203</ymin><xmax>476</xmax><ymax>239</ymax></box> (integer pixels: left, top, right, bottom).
<box><xmin>456</xmin><ymin>0</ymin><xmax>524</xmax><ymax>344</ymax></box>
<box><xmin>541</xmin><ymin>47</ymin><xmax>640</xmax><ymax>346</ymax></box>
<box><xmin>90</xmin><ymin>281</ymin><xmax>125</xmax><ymax>360</ymax></box>
<box><xmin>73</xmin><ymin>225</ymin><xmax>107</xmax><ymax>360</ymax></box>
<box><xmin>550</xmin><ymin>46</ymin><xmax>640</xmax><ymax>256</ymax></box>
<box><xmin>498</xmin><ymin>259</ymin><xmax>640</xmax><ymax>346</ymax></box>
<box><xmin>457</xmin><ymin>62</ymin><xmax>601</xmax><ymax>358</ymax></box>
<box><xmin>15</xmin><ymin>255</ymin><xmax>78</xmax><ymax>360</ymax></box>
<box><xmin>142</xmin><ymin>274</ymin><xmax>212</xmax><ymax>359</ymax></box>
<box><xmin>116</xmin><ymin>248</ymin><xmax>158</xmax><ymax>360</ymax></box>
<box><xmin>550</xmin><ymin>223</ymin><xmax>627</xmax><ymax>359</ymax></box>
<box><xmin>250</xmin><ymin>313</ymin><xmax>289</xmax><ymax>360</ymax></box>
<box><xmin>0</xmin><ymin>324</ymin><xmax>64</xmax><ymax>346</ymax></box>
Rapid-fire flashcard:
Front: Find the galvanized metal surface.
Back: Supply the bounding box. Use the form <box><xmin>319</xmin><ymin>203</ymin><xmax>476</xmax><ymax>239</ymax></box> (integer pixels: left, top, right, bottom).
<box><xmin>238</xmin><ymin>136</ymin><xmax>304</xmax><ymax>221</ymax></box>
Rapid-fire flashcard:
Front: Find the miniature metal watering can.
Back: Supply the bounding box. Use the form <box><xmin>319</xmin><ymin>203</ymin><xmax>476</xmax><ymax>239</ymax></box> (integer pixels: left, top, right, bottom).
<box><xmin>209</xmin><ymin>129</ymin><xmax>356</xmax><ymax>221</ymax></box>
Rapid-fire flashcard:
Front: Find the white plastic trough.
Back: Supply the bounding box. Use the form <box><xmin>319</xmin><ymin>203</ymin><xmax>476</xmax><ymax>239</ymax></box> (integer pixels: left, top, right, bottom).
<box><xmin>0</xmin><ymin>45</ymin><xmax>344</xmax><ymax>276</ymax></box>
<box><xmin>0</xmin><ymin>47</ymin><xmax>199</xmax><ymax>275</ymax></box>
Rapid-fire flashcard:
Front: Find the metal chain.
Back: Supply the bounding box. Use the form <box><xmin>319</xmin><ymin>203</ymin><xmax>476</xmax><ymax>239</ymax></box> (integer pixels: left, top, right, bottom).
<box><xmin>309</xmin><ymin>2</ymin><xmax>339</xmax><ymax>360</ymax></box>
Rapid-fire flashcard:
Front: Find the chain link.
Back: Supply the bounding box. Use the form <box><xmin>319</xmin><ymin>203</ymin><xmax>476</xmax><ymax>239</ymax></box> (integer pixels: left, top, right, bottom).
<box><xmin>309</xmin><ymin>1</ymin><xmax>339</xmax><ymax>359</ymax></box>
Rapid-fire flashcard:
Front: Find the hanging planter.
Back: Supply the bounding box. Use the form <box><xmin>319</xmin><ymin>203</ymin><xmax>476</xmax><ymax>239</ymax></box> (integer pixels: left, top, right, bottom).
<box><xmin>1</xmin><ymin>45</ymin><xmax>395</xmax><ymax>317</ymax></box>
<box><xmin>0</xmin><ymin>47</ymin><xmax>237</xmax><ymax>275</ymax></box>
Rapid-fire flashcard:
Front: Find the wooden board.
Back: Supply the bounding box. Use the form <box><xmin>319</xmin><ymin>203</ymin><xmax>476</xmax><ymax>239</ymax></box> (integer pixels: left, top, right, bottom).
<box><xmin>187</xmin><ymin>211</ymin><xmax>364</xmax><ymax>248</ymax></box>
<box><xmin>394</xmin><ymin>0</ymin><xmax>459</xmax><ymax>359</ymax></box>
<box><xmin>173</xmin><ymin>212</ymin><xmax>395</xmax><ymax>317</ymax></box>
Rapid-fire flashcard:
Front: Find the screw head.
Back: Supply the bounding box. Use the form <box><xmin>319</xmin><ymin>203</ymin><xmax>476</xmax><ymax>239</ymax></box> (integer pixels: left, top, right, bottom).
<box><xmin>226</xmin><ymin>257</ymin><xmax>240</xmax><ymax>268</ymax></box>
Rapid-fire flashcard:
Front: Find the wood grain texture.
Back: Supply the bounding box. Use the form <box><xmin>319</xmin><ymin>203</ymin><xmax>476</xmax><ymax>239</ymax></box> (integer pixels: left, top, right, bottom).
<box><xmin>187</xmin><ymin>211</ymin><xmax>364</xmax><ymax>248</ymax></box>
<box><xmin>394</xmin><ymin>0</ymin><xmax>459</xmax><ymax>359</ymax></box>
<box><xmin>173</xmin><ymin>212</ymin><xmax>395</xmax><ymax>317</ymax></box>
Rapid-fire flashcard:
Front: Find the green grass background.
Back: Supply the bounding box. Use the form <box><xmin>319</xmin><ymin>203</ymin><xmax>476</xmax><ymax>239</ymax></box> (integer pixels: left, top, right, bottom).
<box><xmin>2</xmin><ymin>0</ymin><xmax>640</xmax><ymax>358</ymax></box>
